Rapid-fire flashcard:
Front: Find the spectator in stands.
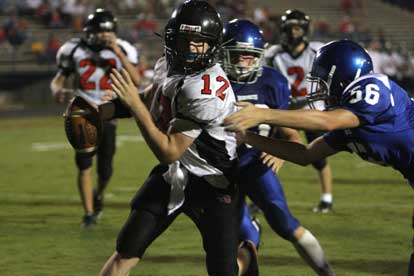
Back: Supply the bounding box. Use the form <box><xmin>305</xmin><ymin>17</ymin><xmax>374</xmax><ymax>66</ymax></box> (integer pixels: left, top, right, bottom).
<box><xmin>48</xmin><ymin>8</ymin><xmax>65</xmax><ymax>28</ymax></box>
<box><xmin>30</xmin><ymin>36</ymin><xmax>45</xmax><ymax>63</ymax></box>
<box><xmin>0</xmin><ymin>0</ymin><xmax>10</xmax><ymax>14</ymax></box>
<box><xmin>338</xmin><ymin>15</ymin><xmax>355</xmax><ymax>38</ymax></box>
<box><xmin>367</xmin><ymin>40</ymin><xmax>385</xmax><ymax>74</ymax></box>
<box><xmin>17</xmin><ymin>0</ymin><xmax>43</xmax><ymax>16</ymax></box>
<box><xmin>43</xmin><ymin>33</ymin><xmax>60</xmax><ymax>63</ymax></box>
<box><xmin>2</xmin><ymin>10</ymin><xmax>29</xmax><ymax>47</ymax></box>
<box><xmin>132</xmin><ymin>12</ymin><xmax>158</xmax><ymax>39</ymax></box>
<box><xmin>340</xmin><ymin>0</ymin><xmax>354</xmax><ymax>15</ymax></box>
<box><xmin>313</xmin><ymin>17</ymin><xmax>331</xmax><ymax>41</ymax></box>
<box><xmin>0</xmin><ymin>28</ymin><xmax>6</xmax><ymax>43</ymax></box>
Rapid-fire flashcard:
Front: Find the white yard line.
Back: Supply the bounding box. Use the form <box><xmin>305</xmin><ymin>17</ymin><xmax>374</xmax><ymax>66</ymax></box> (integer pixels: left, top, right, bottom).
<box><xmin>1</xmin><ymin>192</ymin><xmax>411</xmax><ymax>209</ymax></box>
<box><xmin>31</xmin><ymin>135</ymin><xmax>144</xmax><ymax>152</ymax></box>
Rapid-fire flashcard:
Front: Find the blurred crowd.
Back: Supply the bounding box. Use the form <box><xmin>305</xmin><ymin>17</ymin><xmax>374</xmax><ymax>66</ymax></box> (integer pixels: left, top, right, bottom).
<box><xmin>0</xmin><ymin>0</ymin><xmax>414</xmax><ymax>93</ymax></box>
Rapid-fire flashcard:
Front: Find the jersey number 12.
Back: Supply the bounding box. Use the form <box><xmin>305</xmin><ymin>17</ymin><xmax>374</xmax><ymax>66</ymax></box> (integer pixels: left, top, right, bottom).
<box><xmin>201</xmin><ymin>74</ymin><xmax>229</xmax><ymax>101</ymax></box>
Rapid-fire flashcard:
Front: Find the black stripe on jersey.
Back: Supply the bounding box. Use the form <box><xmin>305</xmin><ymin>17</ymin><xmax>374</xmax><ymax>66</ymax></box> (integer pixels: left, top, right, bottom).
<box><xmin>194</xmin><ymin>130</ymin><xmax>237</xmax><ymax>177</ymax></box>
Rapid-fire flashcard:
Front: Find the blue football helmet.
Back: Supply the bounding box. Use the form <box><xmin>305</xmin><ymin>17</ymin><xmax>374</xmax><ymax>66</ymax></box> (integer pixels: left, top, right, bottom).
<box><xmin>222</xmin><ymin>19</ymin><xmax>265</xmax><ymax>83</ymax></box>
<box><xmin>307</xmin><ymin>40</ymin><xmax>373</xmax><ymax>109</ymax></box>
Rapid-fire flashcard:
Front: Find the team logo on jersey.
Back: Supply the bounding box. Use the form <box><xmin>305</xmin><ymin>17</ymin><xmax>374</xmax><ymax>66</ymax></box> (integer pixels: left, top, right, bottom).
<box><xmin>179</xmin><ymin>24</ymin><xmax>201</xmax><ymax>33</ymax></box>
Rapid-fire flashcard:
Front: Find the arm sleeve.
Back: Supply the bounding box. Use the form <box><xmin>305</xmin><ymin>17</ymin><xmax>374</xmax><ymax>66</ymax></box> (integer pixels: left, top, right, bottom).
<box><xmin>323</xmin><ymin>130</ymin><xmax>351</xmax><ymax>152</ymax></box>
<box><xmin>99</xmin><ymin>99</ymin><xmax>132</xmax><ymax>120</ymax></box>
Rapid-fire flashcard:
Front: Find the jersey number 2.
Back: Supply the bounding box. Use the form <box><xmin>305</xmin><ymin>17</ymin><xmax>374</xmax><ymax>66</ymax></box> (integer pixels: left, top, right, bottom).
<box><xmin>79</xmin><ymin>59</ymin><xmax>116</xmax><ymax>90</ymax></box>
<box><xmin>201</xmin><ymin>74</ymin><xmax>229</xmax><ymax>101</ymax></box>
<box><xmin>287</xmin><ymin>66</ymin><xmax>307</xmax><ymax>97</ymax></box>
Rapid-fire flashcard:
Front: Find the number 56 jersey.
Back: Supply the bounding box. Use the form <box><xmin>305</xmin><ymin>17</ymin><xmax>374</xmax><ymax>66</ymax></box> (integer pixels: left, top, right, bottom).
<box><xmin>324</xmin><ymin>73</ymin><xmax>414</xmax><ymax>186</ymax></box>
<box><xmin>161</xmin><ymin>63</ymin><xmax>238</xmax><ymax>188</ymax></box>
<box><xmin>56</xmin><ymin>38</ymin><xmax>138</xmax><ymax>105</ymax></box>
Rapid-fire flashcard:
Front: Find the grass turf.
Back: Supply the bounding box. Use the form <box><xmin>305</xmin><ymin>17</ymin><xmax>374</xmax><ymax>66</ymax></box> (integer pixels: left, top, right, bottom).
<box><xmin>0</xmin><ymin>116</ymin><xmax>412</xmax><ymax>276</ymax></box>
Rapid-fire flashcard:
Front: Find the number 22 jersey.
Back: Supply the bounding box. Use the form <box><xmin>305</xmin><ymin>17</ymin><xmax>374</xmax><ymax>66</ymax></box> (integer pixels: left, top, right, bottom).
<box><xmin>56</xmin><ymin>38</ymin><xmax>138</xmax><ymax>105</ymax></box>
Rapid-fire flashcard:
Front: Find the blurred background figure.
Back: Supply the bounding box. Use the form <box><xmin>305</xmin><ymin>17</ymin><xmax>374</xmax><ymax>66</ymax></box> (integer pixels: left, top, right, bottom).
<box><xmin>265</xmin><ymin>9</ymin><xmax>335</xmax><ymax>214</ymax></box>
<box><xmin>49</xmin><ymin>8</ymin><xmax>140</xmax><ymax>227</ymax></box>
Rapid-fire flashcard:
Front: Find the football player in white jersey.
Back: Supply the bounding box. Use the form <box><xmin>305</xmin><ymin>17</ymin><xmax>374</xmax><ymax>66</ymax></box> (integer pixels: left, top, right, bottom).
<box><xmin>50</xmin><ymin>9</ymin><xmax>140</xmax><ymax>227</ymax></box>
<box><xmin>99</xmin><ymin>1</ymin><xmax>241</xmax><ymax>276</ymax></box>
<box><xmin>265</xmin><ymin>9</ymin><xmax>334</xmax><ymax>213</ymax></box>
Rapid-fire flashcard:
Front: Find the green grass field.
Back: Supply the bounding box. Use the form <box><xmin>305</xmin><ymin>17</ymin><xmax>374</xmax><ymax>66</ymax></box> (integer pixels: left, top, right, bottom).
<box><xmin>0</xmin><ymin>116</ymin><xmax>412</xmax><ymax>276</ymax></box>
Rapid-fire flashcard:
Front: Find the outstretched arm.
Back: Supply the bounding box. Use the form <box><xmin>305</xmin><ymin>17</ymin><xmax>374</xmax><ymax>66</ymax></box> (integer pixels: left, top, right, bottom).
<box><xmin>110</xmin><ymin>68</ymin><xmax>194</xmax><ymax>164</ymax></box>
<box><xmin>50</xmin><ymin>72</ymin><xmax>73</xmax><ymax>104</ymax></box>
<box><xmin>244</xmin><ymin>132</ymin><xmax>338</xmax><ymax>166</ymax></box>
<box><xmin>260</xmin><ymin>126</ymin><xmax>302</xmax><ymax>173</ymax></box>
<box><xmin>224</xmin><ymin>102</ymin><xmax>361</xmax><ymax>132</ymax></box>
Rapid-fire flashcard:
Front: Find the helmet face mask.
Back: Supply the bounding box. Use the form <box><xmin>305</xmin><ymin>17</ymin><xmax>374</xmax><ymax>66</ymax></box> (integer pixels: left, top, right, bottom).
<box><xmin>164</xmin><ymin>0</ymin><xmax>223</xmax><ymax>74</ymax></box>
<box><xmin>307</xmin><ymin>75</ymin><xmax>339</xmax><ymax>110</ymax></box>
<box><xmin>222</xmin><ymin>19</ymin><xmax>265</xmax><ymax>84</ymax></box>
<box><xmin>223</xmin><ymin>46</ymin><xmax>264</xmax><ymax>83</ymax></box>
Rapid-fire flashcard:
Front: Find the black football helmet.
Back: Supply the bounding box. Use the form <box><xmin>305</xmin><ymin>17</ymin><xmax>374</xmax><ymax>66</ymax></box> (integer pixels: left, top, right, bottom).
<box><xmin>280</xmin><ymin>9</ymin><xmax>310</xmax><ymax>50</ymax></box>
<box><xmin>83</xmin><ymin>9</ymin><xmax>117</xmax><ymax>51</ymax></box>
<box><xmin>164</xmin><ymin>0</ymin><xmax>223</xmax><ymax>74</ymax></box>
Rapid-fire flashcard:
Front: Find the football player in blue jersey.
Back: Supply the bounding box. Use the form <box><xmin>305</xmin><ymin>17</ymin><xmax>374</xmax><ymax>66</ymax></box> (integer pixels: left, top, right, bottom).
<box><xmin>223</xmin><ymin>39</ymin><xmax>414</xmax><ymax>275</ymax></box>
<box><xmin>222</xmin><ymin>19</ymin><xmax>334</xmax><ymax>276</ymax></box>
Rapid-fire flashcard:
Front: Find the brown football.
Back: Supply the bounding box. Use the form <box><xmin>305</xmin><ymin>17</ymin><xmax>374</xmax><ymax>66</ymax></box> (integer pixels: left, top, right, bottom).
<box><xmin>64</xmin><ymin>96</ymin><xmax>103</xmax><ymax>153</ymax></box>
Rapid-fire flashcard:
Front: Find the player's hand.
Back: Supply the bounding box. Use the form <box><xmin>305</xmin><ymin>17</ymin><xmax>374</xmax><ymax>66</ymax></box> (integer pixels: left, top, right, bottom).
<box><xmin>53</xmin><ymin>88</ymin><xmax>73</xmax><ymax>104</ymax></box>
<box><xmin>260</xmin><ymin>152</ymin><xmax>284</xmax><ymax>174</ymax></box>
<box><xmin>102</xmin><ymin>90</ymin><xmax>116</xmax><ymax>103</ymax></box>
<box><xmin>103</xmin><ymin>33</ymin><xmax>123</xmax><ymax>56</ymax></box>
<box><xmin>223</xmin><ymin>102</ymin><xmax>262</xmax><ymax>132</ymax></box>
<box><xmin>110</xmin><ymin>68</ymin><xmax>141</xmax><ymax>109</ymax></box>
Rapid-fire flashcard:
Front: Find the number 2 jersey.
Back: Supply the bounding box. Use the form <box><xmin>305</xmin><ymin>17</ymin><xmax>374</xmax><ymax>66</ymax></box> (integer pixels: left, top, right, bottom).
<box><xmin>231</xmin><ymin>66</ymin><xmax>291</xmax><ymax>167</ymax></box>
<box><xmin>156</xmin><ymin>60</ymin><xmax>238</xmax><ymax>188</ymax></box>
<box><xmin>324</xmin><ymin>73</ymin><xmax>414</xmax><ymax>186</ymax></box>
<box><xmin>265</xmin><ymin>41</ymin><xmax>324</xmax><ymax>110</ymax></box>
<box><xmin>56</xmin><ymin>38</ymin><xmax>138</xmax><ymax>105</ymax></box>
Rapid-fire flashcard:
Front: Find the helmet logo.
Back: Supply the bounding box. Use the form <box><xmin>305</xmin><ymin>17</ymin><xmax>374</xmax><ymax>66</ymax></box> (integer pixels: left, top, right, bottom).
<box><xmin>99</xmin><ymin>21</ymin><xmax>114</xmax><ymax>30</ymax></box>
<box><xmin>179</xmin><ymin>24</ymin><xmax>201</xmax><ymax>33</ymax></box>
<box><xmin>236</xmin><ymin>41</ymin><xmax>254</xmax><ymax>48</ymax></box>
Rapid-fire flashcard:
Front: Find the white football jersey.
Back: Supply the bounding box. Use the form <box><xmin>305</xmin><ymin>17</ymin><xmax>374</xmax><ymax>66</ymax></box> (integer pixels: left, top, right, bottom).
<box><xmin>265</xmin><ymin>41</ymin><xmax>325</xmax><ymax>110</ymax></box>
<box><xmin>161</xmin><ymin>64</ymin><xmax>238</xmax><ymax>188</ymax></box>
<box><xmin>148</xmin><ymin>56</ymin><xmax>169</xmax><ymax>129</ymax></box>
<box><xmin>56</xmin><ymin>38</ymin><xmax>138</xmax><ymax>106</ymax></box>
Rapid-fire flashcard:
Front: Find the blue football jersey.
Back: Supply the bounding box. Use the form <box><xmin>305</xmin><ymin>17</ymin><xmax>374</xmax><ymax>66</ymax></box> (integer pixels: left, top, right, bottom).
<box><xmin>324</xmin><ymin>73</ymin><xmax>414</xmax><ymax>185</ymax></box>
<box><xmin>231</xmin><ymin>66</ymin><xmax>291</xmax><ymax>167</ymax></box>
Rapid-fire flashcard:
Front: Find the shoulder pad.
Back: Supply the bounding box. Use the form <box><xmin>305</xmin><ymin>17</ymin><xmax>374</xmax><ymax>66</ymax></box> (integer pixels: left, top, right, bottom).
<box><xmin>264</xmin><ymin>44</ymin><xmax>284</xmax><ymax>58</ymax></box>
<box><xmin>116</xmin><ymin>38</ymin><xmax>139</xmax><ymax>64</ymax></box>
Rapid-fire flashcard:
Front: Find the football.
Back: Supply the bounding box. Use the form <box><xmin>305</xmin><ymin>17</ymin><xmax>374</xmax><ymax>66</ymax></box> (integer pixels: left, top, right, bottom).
<box><xmin>64</xmin><ymin>96</ymin><xmax>103</xmax><ymax>153</ymax></box>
